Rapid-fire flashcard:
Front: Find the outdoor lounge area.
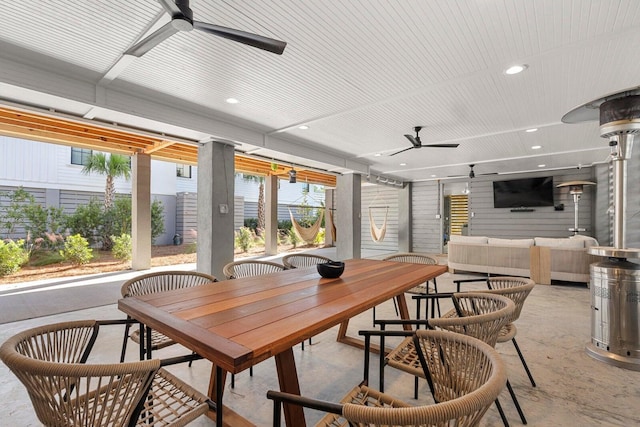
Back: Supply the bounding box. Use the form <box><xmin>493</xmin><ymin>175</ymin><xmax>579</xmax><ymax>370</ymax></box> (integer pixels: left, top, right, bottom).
<box><xmin>1</xmin><ymin>248</ymin><xmax>639</xmax><ymax>426</ymax></box>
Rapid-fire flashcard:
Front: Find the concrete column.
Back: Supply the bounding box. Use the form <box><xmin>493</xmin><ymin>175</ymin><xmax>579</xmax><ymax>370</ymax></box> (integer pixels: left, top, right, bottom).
<box><xmin>397</xmin><ymin>182</ymin><xmax>412</xmax><ymax>252</ymax></box>
<box><xmin>132</xmin><ymin>153</ymin><xmax>151</xmax><ymax>270</ymax></box>
<box><xmin>196</xmin><ymin>141</ymin><xmax>235</xmax><ymax>279</ymax></box>
<box><xmin>336</xmin><ymin>173</ymin><xmax>361</xmax><ymax>260</ymax></box>
<box><xmin>324</xmin><ymin>189</ymin><xmax>335</xmax><ymax>246</ymax></box>
<box><xmin>265</xmin><ymin>175</ymin><xmax>278</xmax><ymax>255</ymax></box>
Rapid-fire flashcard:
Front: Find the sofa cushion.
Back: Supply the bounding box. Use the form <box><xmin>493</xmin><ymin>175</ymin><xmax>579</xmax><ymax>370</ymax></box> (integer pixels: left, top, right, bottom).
<box><xmin>570</xmin><ymin>235</ymin><xmax>599</xmax><ymax>248</ymax></box>
<box><xmin>450</xmin><ymin>235</ymin><xmax>488</xmax><ymax>244</ymax></box>
<box><xmin>534</xmin><ymin>237</ymin><xmax>585</xmax><ymax>248</ymax></box>
<box><xmin>487</xmin><ymin>237</ymin><xmax>534</xmax><ymax>248</ymax></box>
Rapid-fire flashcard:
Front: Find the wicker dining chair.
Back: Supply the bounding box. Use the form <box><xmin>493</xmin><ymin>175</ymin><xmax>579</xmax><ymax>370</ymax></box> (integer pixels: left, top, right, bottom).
<box><xmin>0</xmin><ymin>320</ymin><xmax>210</xmax><ymax>427</ymax></box>
<box><xmin>223</xmin><ymin>260</ymin><xmax>286</xmax><ymax>279</ymax></box>
<box><xmin>381</xmin><ymin>253</ymin><xmax>441</xmax><ymax>320</ymax></box>
<box><xmin>120</xmin><ymin>271</ymin><xmax>217</xmax><ymax>363</ymax></box>
<box><xmin>223</xmin><ymin>259</ymin><xmax>286</xmax><ymax>387</ymax></box>
<box><xmin>281</xmin><ymin>253</ymin><xmax>332</xmax><ymax>269</ymax></box>
<box><xmin>267</xmin><ymin>329</ymin><xmax>507</xmax><ymax>427</ymax></box>
<box><xmin>452</xmin><ymin>276</ymin><xmax>537</xmax><ymax>387</ymax></box>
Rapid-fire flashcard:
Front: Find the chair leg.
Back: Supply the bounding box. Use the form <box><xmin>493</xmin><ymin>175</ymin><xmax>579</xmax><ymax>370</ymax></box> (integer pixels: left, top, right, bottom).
<box><xmin>506</xmin><ymin>379</ymin><xmax>527</xmax><ymax>424</ymax></box>
<box><xmin>392</xmin><ymin>298</ymin><xmax>399</xmax><ymax>316</ymax></box>
<box><xmin>120</xmin><ymin>316</ymin><xmax>132</xmax><ymax>363</ymax></box>
<box><xmin>413</xmin><ymin>376</ymin><xmax>419</xmax><ymax>399</ymax></box>
<box><xmin>512</xmin><ymin>338</ymin><xmax>536</xmax><ymax>387</ymax></box>
<box><xmin>494</xmin><ymin>398</ymin><xmax>511</xmax><ymax>427</ymax></box>
<box><xmin>188</xmin><ymin>351</ymin><xmax>196</xmax><ymax>367</ymax></box>
<box><xmin>231</xmin><ymin>373</ymin><xmax>235</xmax><ymax>388</ymax></box>
<box><xmin>432</xmin><ymin>278</ymin><xmax>441</xmax><ymax>317</ymax></box>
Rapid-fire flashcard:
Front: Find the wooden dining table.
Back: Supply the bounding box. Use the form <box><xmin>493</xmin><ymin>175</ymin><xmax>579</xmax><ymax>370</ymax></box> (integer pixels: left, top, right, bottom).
<box><xmin>118</xmin><ymin>258</ymin><xmax>447</xmax><ymax>426</ymax></box>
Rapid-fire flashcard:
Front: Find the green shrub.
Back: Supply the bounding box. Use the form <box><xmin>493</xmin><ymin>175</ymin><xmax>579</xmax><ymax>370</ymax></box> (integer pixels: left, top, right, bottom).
<box><xmin>111</xmin><ymin>233</ymin><xmax>132</xmax><ymax>261</ymax></box>
<box><xmin>235</xmin><ymin>227</ymin><xmax>254</xmax><ymax>252</ymax></box>
<box><xmin>288</xmin><ymin>228</ymin><xmax>301</xmax><ymax>248</ymax></box>
<box><xmin>63</xmin><ymin>199</ymin><xmax>103</xmax><ymax>245</ymax></box>
<box><xmin>60</xmin><ymin>234</ymin><xmax>93</xmax><ymax>265</ymax></box>
<box><xmin>185</xmin><ymin>242</ymin><xmax>197</xmax><ymax>254</ymax></box>
<box><xmin>244</xmin><ymin>218</ymin><xmax>258</xmax><ymax>232</ymax></box>
<box><xmin>0</xmin><ymin>239</ymin><xmax>29</xmax><ymax>276</ymax></box>
<box><xmin>314</xmin><ymin>227</ymin><xmax>326</xmax><ymax>245</ymax></box>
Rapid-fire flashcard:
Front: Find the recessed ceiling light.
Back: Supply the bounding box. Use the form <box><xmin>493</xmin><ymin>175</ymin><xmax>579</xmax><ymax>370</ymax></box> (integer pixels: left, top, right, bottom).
<box><xmin>525</xmin><ymin>128</ymin><xmax>538</xmax><ymax>133</ymax></box>
<box><xmin>298</xmin><ymin>125</ymin><xmax>309</xmax><ymax>130</ymax></box>
<box><xmin>538</xmin><ymin>164</ymin><xmax>546</xmax><ymax>168</ymax></box>
<box><xmin>431</xmin><ymin>174</ymin><xmax>437</xmax><ymax>178</ymax></box>
<box><xmin>374</xmin><ymin>153</ymin><xmax>382</xmax><ymax>157</ymax></box>
<box><xmin>505</xmin><ymin>64</ymin><xmax>528</xmax><ymax>75</ymax></box>
<box><xmin>531</xmin><ymin>145</ymin><xmax>542</xmax><ymax>150</ymax></box>
<box><xmin>226</xmin><ymin>98</ymin><xmax>239</xmax><ymax>104</ymax></box>
<box><xmin>400</xmin><ymin>163</ymin><xmax>407</xmax><ymax>166</ymax></box>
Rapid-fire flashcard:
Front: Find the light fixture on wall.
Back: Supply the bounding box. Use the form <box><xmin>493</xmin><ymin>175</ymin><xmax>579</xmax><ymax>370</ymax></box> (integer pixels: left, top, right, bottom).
<box><xmin>557</xmin><ymin>180</ymin><xmax>596</xmax><ymax>234</ymax></box>
<box><xmin>288</xmin><ymin>167</ymin><xmax>297</xmax><ymax>183</ymax></box>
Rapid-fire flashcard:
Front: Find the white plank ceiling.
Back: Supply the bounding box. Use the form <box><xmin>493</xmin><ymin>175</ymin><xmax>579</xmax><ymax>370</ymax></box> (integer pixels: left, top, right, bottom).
<box><xmin>1</xmin><ymin>0</ymin><xmax>639</xmax><ymax>182</ymax></box>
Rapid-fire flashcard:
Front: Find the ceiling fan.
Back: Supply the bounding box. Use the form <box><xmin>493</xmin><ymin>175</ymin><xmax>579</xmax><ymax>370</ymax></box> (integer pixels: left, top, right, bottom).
<box><xmin>448</xmin><ymin>164</ymin><xmax>497</xmax><ymax>178</ymax></box>
<box><xmin>390</xmin><ymin>126</ymin><xmax>459</xmax><ymax>156</ymax></box>
<box><xmin>125</xmin><ymin>0</ymin><xmax>287</xmax><ymax>57</ymax></box>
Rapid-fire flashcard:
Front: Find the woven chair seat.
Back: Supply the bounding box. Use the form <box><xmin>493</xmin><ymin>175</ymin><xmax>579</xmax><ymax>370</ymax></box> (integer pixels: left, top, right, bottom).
<box><xmin>318</xmin><ymin>384</ymin><xmax>413</xmax><ymax>426</ymax></box>
<box><xmin>130</xmin><ymin>328</ymin><xmax>176</xmax><ymax>350</ymax></box>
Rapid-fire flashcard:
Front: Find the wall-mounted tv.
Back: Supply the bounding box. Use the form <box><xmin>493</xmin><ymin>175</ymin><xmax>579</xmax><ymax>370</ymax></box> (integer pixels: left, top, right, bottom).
<box><xmin>492</xmin><ymin>177</ymin><xmax>554</xmax><ymax>208</ymax></box>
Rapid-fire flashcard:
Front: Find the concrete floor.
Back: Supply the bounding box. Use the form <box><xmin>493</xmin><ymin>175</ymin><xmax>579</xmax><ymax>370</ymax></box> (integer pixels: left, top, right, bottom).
<box><xmin>1</xmin><ymin>250</ymin><xmax>639</xmax><ymax>426</ymax></box>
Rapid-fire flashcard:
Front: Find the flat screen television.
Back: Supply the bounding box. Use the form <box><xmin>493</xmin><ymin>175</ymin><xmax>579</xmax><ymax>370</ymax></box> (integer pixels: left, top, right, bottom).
<box><xmin>492</xmin><ymin>177</ymin><xmax>554</xmax><ymax>208</ymax></box>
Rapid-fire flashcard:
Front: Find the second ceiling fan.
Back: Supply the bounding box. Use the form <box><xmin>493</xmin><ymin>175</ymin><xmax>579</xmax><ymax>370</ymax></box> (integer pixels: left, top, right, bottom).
<box><xmin>390</xmin><ymin>126</ymin><xmax>459</xmax><ymax>156</ymax></box>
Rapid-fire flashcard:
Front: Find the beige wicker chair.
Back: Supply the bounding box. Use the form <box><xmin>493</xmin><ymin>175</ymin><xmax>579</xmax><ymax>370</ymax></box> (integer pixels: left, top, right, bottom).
<box><xmin>267</xmin><ymin>329</ymin><xmax>507</xmax><ymax>426</ymax></box>
<box><xmin>0</xmin><ymin>320</ymin><xmax>210</xmax><ymax>427</ymax></box>
<box><xmin>282</xmin><ymin>253</ymin><xmax>332</xmax><ymax>269</ymax></box>
<box><xmin>382</xmin><ymin>253</ymin><xmax>441</xmax><ymax>319</ymax></box>
<box><xmin>120</xmin><ymin>271</ymin><xmax>217</xmax><ymax>362</ymax></box>
<box><xmin>452</xmin><ymin>276</ymin><xmax>537</xmax><ymax>387</ymax></box>
<box><xmin>482</xmin><ymin>277</ymin><xmax>537</xmax><ymax>387</ymax></box>
<box><xmin>380</xmin><ymin>293</ymin><xmax>513</xmax><ymax>398</ymax></box>
<box><xmin>223</xmin><ymin>260</ymin><xmax>285</xmax><ymax>279</ymax></box>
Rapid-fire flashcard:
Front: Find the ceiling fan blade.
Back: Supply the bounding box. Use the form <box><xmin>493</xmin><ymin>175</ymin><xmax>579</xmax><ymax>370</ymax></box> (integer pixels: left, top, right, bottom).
<box><xmin>404</xmin><ymin>134</ymin><xmax>421</xmax><ymax>148</ymax></box>
<box><xmin>193</xmin><ymin>21</ymin><xmax>287</xmax><ymax>54</ymax></box>
<box><xmin>158</xmin><ymin>0</ymin><xmax>185</xmax><ymax>16</ymax></box>
<box><xmin>125</xmin><ymin>21</ymin><xmax>180</xmax><ymax>57</ymax></box>
<box><xmin>423</xmin><ymin>143</ymin><xmax>460</xmax><ymax>148</ymax></box>
<box><xmin>389</xmin><ymin>146</ymin><xmax>415</xmax><ymax>156</ymax></box>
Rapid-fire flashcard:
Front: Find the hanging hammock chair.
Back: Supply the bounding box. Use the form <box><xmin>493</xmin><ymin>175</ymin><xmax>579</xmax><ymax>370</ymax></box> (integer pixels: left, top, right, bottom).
<box><xmin>288</xmin><ymin>207</ymin><xmax>324</xmax><ymax>244</ymax></box>
<box><xmin>369</xmin><ymin>206</ymin><xmax>389</xmax><ymax>242</ymax></box>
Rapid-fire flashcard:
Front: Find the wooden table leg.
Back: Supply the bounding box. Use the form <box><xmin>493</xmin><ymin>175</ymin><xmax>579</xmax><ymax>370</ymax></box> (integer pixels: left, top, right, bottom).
<box><xmin>275</xmin><ymin>348</ymin><xmax>306</xmax><ymax>427</ymax></box>
<box><xmin>395</xmin><ymin>294</ymin><xmax>413</xmax><ymax>331</ymax></box>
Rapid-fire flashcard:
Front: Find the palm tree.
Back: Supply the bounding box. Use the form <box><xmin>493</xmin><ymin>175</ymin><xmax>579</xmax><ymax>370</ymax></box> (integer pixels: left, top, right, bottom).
<box><xmin>81</xmin><ymin>153</ymin><xmax>131</xmax><ymax>209</ymax></box>
<box><xmin>239</xmin><ymin>173</ymin><xmax>265</xmax><ymax>235</ymax></box>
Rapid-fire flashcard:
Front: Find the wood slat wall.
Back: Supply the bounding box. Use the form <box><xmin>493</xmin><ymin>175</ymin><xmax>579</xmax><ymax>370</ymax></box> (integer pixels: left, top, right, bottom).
<box><xmin>411</xmin><ymin>181</ymin><xmax>441</xmax><ymax>254</ymax></box>
<box><xmin>467</xmin><ymin>169</ymin><xmax>597</xmax><ymax>238</ymax></box>
<box><xmin>361</xmin><ymin>185</ymin><xmax>399</xmax><ymax>252</ymax></box>
<box><xmin>448</xmin><ymin>195</ymin><xmax>469</xmax><ymax>236</ymax></box>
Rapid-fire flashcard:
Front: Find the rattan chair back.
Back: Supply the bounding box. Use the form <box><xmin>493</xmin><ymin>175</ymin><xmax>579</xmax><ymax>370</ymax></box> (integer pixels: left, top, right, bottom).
<box><xmin>121</xmin><ymin>270</ymin><xmax>216</xmax><ymax>298</ymax></box>
<box><xmin>223</xmin><ymin>260</ymin><xmax>285</xmax><ymax>279</ymax></box>
<box><xmin>338</xmin><ymin>330</ymin><xmax>507</xmax><ymax>426</ymax></box>
<box><xmin>430</xmin><ymin>292</ymin><xmax>515</xmax><ymax>347</ymax></box>
<box><xmin>0</xmin><ymin>320</ymin><xmax>158</xmax><ymax>426</ymax></box>
<box><xmin>481</xmin><ymin>277</ymin><xmax>535</xmax><ymax>325</ymax></box>
<box><xmin>282</xmin><ymin>253</ymin><xmax>332</xmax><ymax>269</ymax></box>
<box><xmin>382</xmin><ymin>253</ymin><xmax>438</xmax><ymax>265</ymax></box>
<box><xmin>1</xmin><ymin>320</ymin><xmax>210</xmax><ymax>427</ymax></box>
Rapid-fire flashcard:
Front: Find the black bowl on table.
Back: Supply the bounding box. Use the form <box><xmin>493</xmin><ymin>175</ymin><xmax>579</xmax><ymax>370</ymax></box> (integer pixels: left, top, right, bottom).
<box><xmin>317</xmin><ymin>261</ymin><xmax>345</xmax><ymax>279</ymax></box>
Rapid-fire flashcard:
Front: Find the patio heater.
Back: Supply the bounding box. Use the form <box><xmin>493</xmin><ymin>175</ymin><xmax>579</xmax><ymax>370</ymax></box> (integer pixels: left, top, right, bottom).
<box><xmin>556</xmin><ymin>180</ymin><xmax>596</xmax><ymax>234</ymax></box>
<box><xmin>563</xmin><ymin>87</ymin><xmax>640</xmax><ymax>370</ymax></box>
